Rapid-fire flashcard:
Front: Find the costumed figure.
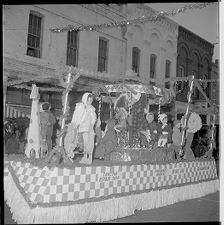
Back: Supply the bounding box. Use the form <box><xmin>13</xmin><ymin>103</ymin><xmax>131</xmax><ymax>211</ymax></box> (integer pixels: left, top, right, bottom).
<box><xmin>25</xmin><ymin>84</ymin><xmax>41</xmax><ymax>158</ymax></box>
<box><xmin>94</xmin><ymin>119</ymin><xmax>118</xmax><ymax>160</ymax></box>
<box><xmin>157</xmin><ymin>114</ymin><xmax>172</xmax><ymax>148</ymax></box>
<box><xmin>129</xmin><ymin>93</ymin><xmax>147</xmax><ymax>147</ymax></box>
<box><xmin>49</xmin><ymin>108</ymin><xmax>57</xmax><ymax>147</ymax></box>
<box><xmin>150</xmin><ymin>113</ymin><xmax>172</xmax><ymax>162</ymax></box>
<box><xmin>95</xmin><ymin>119</ymin><xmax>103</xmax><ymax>147</ymax></box>
<box><xmin>182</xmin><ymin>112</ymin><xmax>202</xmax><ymax>160</ymax></box>
<box><xmin>5</xmin><ymin>129</ymin><xmax>20</xmax><ymax>154</ymax></box>
<box><xmin>140</xmin><ymin>112</ymin><xmax>159</xmax><ymax>148</ymax></box>
<box><xmin>39</xmin><ymin>102</ymin><xmax>54</xmax><ymax>157</ymax></box>
<box><xmin>169</xmin><ymin>120</ymin><xmax>183</xmax><ymax>160</ymax></box>
<box><xmin>4</xmin><ymin>120</ymin><xmax>15</xmax><ymax>147</ymax></box>
<box><xmin>64</xmin><ymin>93</ymin><xmax>96</xmax><ymax>164</ymax></box>
<box><xmin>94</xmin><ymin>120</ymin><xmax>107</xmax><ymax>146</ymax></box>
<box><xmin>114</xmin><ymin>107</ymin><xmax>129</xmax><ymax>147</ymax></box>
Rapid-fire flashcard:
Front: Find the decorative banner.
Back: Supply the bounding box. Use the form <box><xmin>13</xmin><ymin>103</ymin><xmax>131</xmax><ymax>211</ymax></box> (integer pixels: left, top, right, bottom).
<box><xmin>50</xmin><ymin>3</ymin><xmax>214</xmax><ymax>33</ymax></box>
<box><xmin>5</xmin><ymin>158</ymin><xmax>217</xmax><ymax>206</ymax></box>
<box><xmin>105</xmin><ymin>84</ymin><xmax>170</xmax><ymax>96</ymax></box>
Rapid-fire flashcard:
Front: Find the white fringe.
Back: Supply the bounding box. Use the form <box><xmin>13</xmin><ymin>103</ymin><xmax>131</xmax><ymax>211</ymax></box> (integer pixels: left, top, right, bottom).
<box><xmin>4</xmin><ymin>172</ymin><xmax>219</xmax><ymax>224</ymax></box>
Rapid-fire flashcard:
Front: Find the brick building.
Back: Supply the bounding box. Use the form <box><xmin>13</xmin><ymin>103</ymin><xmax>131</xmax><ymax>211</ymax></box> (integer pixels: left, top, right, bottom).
<box><xmin>175</xmin><ymin>25</ymin><xmax>214</xmax><ymax>125</ymax></box>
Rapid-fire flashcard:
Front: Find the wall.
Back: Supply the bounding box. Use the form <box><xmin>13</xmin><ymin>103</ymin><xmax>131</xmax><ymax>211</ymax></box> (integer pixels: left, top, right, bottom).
<box><xmin>176</xmin><ymin>26</ymin><xmax>214</xmax><ymax>103</ymax></box>
<box><xmin>125</xmin><ymin>4</ymin><xmax>178</xmax><ymax>87</ymax></box>
<box><xmin>176</xmin><ymin>26</ymin><xmax>214</xmax><ymax>125</ymax></box>
<box><xmin>3</xmin><ymin>4</ymin><xmax>126</xmax><ymax>109</ymax></box>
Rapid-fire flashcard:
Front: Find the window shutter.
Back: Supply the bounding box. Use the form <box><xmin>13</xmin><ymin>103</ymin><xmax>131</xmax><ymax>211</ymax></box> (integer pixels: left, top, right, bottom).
<box><xmin>98</xmin><ymin>37</ymin><xmax>108</xmax><ymax>72</ymax></box>
<box><xmin>27</xmin><ymin>11</ymin><xmax>43</xmax><ymax>58</ymax></box>
<box><xmin>66</xmin><ymin>30</ymin><xmax>79</xmax><ymax>66</ymax></box>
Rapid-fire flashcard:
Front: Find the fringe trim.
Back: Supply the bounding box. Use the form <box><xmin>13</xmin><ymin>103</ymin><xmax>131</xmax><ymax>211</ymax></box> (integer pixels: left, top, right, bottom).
<box><xmin>4</xmin><ymin>173</ymin><xmax>219</xmax><ymax>224</ymax></box>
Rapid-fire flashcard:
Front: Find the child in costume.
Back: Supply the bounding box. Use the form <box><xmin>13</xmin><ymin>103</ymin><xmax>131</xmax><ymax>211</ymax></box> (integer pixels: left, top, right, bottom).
<box><xmin>157</xmin><ymin>113</ymin><xmax>172</xmax><ymax>148</ymax></box>
<box><xmin>64</xmin><ymin>93</ymin><xmax>96</xmax><ymax>164</ymax></box>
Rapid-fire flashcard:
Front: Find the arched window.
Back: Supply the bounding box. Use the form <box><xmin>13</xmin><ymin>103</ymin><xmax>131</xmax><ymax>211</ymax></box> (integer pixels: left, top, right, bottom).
<box><xmin>165</xmin><ymin>60</ymin><xmax>171</xmax><ymax>89</ymax></box>
<box><xmin>150</xmin><ymin>54</ymin><xmax>156</xmax><ymax>85</ymax></box>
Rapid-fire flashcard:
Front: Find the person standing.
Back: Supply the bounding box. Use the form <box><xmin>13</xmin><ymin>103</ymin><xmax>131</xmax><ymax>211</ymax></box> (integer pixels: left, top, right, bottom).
<box><xmin>5</xmin><ymin>130</ymin><xmax>20</xmax><ymax>154</ymax></box>
<box><xmin>65</xmin><ymin>93</ymin><xmax>97</xmax><ymax>164</ymax></box>
<box><xmin>39</xmin><ymin>102</ymin><xmax>51</xmax><ymax>157</ymax></box>
<box><xmin>47</xmin><ymin>107</ymin><xmax>56</xmax><ymax>150</ymax></box>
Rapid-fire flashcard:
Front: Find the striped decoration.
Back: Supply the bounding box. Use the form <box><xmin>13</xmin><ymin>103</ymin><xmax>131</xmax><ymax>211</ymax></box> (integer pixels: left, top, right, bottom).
<box><xmin>5</xmin><ymin>105</ymin><xmax>28</xmax><ymax>118</ymax></box>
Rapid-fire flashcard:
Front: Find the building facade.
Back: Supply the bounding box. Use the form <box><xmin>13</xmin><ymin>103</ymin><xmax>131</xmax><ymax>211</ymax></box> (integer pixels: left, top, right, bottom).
<box><xmin>3</xmin><ymin>4</ymin><xmax>126</xmax><ymax>115</ymax></box>
<box><xmin>175</xmin><ymin>25</ymin><xmax>214</xmax><ymax>125</ymax></box>
<box><xmin>124</xmin><ymin>4</ymin><xmax>178</xmax><ymax>87</ymax></box>
<box><xmin>3</xmin><ymin>4</ymin><xmax>178</xmax><ymax>119</ymax></box>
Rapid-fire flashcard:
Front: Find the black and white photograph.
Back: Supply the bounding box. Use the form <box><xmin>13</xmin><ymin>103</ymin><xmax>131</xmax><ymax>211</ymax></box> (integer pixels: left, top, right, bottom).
<box><xmin>3</xmin><ymin>2</ymin><xmax>222</xmax><ymax>224</ymax></box>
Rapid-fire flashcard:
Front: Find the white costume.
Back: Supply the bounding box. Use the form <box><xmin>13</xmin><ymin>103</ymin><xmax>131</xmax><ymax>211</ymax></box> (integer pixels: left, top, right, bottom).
<box><xmin>25</xmin><ymin>84</ymin><xmax>41</xmax><ymax>158</ymax></box>
<box><xmin>64</xmin><ymin>93</ymin><xmax>96</xmax><ymax>164</ymax></box>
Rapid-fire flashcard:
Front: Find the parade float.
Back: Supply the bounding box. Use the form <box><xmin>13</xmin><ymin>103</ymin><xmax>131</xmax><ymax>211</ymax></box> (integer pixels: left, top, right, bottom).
<box><xmin>4</xmin><ymin>65</ymin><xmax>219</xmax><ymax>224</ymax></box>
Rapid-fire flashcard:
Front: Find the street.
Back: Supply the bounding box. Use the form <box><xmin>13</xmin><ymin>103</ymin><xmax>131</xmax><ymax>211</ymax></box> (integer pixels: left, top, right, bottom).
<box><xmin>106</xmin><ymin>191</ymin><xmax>219</xmax><ymax>223</ymax></box>
<box><xmin>4</xmin><ymin>191</ymin><xmax>219</xmax><ymax>224</ymax></box>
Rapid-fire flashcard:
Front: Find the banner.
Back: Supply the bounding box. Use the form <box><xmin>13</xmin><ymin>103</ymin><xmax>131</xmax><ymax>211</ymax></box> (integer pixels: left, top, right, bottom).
<box><xmin>4</xmin><ymin>159</ymin><xmax>217</xmax><ymax>207</ymax></box>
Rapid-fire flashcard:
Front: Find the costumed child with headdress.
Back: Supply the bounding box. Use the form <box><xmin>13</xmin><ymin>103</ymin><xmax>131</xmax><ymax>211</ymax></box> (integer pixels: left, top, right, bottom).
<box><xmin>64</xmin><ymin>93</ymin><xmax>96</xmax><ymax>164</ymax></box>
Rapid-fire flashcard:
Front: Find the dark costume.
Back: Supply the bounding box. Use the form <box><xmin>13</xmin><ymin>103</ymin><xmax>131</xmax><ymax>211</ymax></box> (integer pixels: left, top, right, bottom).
<box><xmin>5</xmin><ymin>135</ymin><xmax>20</xmax><ymax>154</ymax></box>
<box><xmin>151</xmin><ymin>116</ymin><xmax>174</xmax><ymax>162</ymax></box>
<box><xmin>94</xmin><ymin>119</ymin><xmax>118</xmax><ymax>160</ymax></box>
<box><xmin>141</xmin><ymin>119</ymin><xmax>160</xmax><ymax>147</ymax></box>
<box><xmin>129</xmin><ymin>94</ymin><xmax>147</xmax><ymax>146</ymax></box>
<box><xmin>157</xmin><ymin>123</ymin><xmax>172</xmax><ymax>147</ymax></box>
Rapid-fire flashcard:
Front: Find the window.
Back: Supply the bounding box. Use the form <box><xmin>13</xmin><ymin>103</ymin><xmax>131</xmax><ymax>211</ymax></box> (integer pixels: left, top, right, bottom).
<box><xmin>176</xmin><ymin>66</ymin><xmax>185</xmax><ymax>93</ymax></box>
<box><xmin>132</xmin><ymin>47</ymin><xmax>140</xmax><ymax>76</ymax></box>
<box><xmin>178</xmin><ymin>66</ymin><xmax>185</xmax><ymax>77</ymax></box>
<box><xmin>26</xmin><ymin>11</ymin><xmax>43</xmax><ymax>58</ymax></box>
<box><xmin>165</xmin><ymin>60</ymin><xmax>171</xmax><ymax>89</ymax></box>
<box><xmin>150</xmin><ymin>54</ymin><xmax>156</xmax><ymax>85</ymax></box>
<box><xmin>66</xmin><ymin>30</ymin><xmax>79</xmax><ymax>66</ymax></box>
<box><xmin>98</xmin><ymin>37</ymin><xmax>109</xmax><ymax>72</ymax></box>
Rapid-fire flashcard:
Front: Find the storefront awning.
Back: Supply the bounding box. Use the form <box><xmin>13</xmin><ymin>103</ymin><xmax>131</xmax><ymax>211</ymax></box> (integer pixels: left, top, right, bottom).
<box><xmin>5</xmin><ymin>104</ymin><xmax>61</xmax><ymax>119</ymax></box>
<box><xmin>5</xmin><ymin>104</ymin><xmax>30</xmax><ymax>118</ymax></box>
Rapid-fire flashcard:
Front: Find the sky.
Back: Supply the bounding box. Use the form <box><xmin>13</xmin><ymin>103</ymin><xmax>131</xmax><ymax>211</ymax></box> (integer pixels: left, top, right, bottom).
<box><xmin>147</xmin><ymin>3</ymin><xmax>219</xmax><ymax>61</ymax></box>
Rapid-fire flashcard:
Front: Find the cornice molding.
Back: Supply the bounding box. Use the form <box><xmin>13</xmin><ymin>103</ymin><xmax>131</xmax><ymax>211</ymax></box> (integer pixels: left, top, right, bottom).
<box><xmin>179</xmin><ymin>27</ymin><xmax>213</xmax><ymax>53</ymax></box>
